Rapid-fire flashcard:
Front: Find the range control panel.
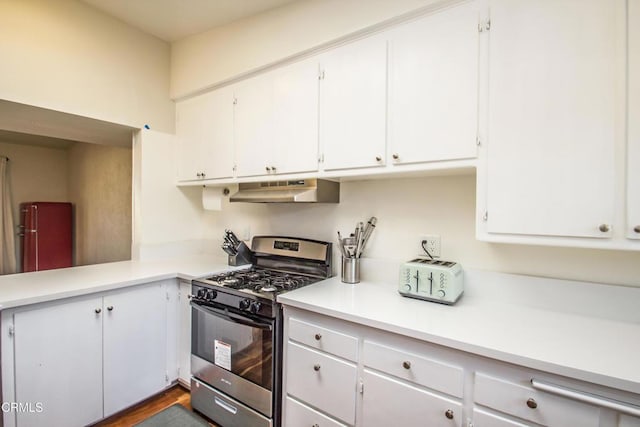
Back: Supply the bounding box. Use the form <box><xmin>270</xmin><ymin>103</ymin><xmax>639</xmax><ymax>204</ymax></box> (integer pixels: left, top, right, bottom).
<box><xmin>398</xmin><ymin>258</ymin><xmax>464</xmax><ymax>305</ymax></box>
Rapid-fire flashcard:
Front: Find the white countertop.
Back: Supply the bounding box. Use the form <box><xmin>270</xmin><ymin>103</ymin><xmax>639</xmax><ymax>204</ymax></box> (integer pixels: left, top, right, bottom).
<box><xmin>278</xmin><ymin>266</ymin><xmax>640</xmax><ymax>396</ymax></box>
<box><xmin>0</xmin><ymin>257</ymin><xmax>243</xmax><ymax>310</ymax></box>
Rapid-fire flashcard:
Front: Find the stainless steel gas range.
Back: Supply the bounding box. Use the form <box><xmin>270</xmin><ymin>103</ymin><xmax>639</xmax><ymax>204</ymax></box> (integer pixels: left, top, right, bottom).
<box><xmin>190</xmin><ymin>236</ymin><xmax>333</xmax><ymax>427</ymax></box>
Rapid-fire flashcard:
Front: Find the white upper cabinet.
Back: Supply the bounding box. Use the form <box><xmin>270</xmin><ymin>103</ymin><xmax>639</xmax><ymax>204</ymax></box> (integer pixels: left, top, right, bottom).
<box><xmin>628</xmin><ymin>0</ymin><xmax>640</xmax><ymax>240</ymax></box>
<box><xmin>234</xmin><ymin>72</ymin><xmax>274</xmax><ymax>177</ymax></box>
<box><xmin>234</xmin><ymin>58</ymin><xmax>320</xmax><ymax>177</ymax></box>
<box><xmin>272</xmin><ymin>57</ymin><xmax>320</xmax><ymax>175</ymax></box>
<box><xmin>319</xmin><ymin>35</ymin><xmax>388</xmax><ymax>171</ymax></box>
<box><xmin>484</xmin><ymin>0</ymin><xmax>619</xmax><ymax>239</ymax></box>
<box><xmin>388</xmin><ymin>1</ymin><xmax>480</xmax><ymax>165</ymax></box>
<box><xmin>176</xmin><ymin>86</ymin><xmax>235</xmax><ymax>181</ymax></box>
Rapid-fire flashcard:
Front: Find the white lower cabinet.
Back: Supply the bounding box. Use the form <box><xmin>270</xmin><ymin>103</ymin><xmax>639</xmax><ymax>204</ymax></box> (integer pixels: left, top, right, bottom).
<box><xmin>286</xmin><ymin>396</ymin><xmax>348</xmax><ymax>427</ymax></box>
<box><xmin>178</xmin><ymin>280</ymin><xmax>192</xmax><ymax>385</ymax></box>
<box><xmin>282</xmin><ymin>307</ymin><xmax>640</xmax><ymax>427</ymax></box>
<box><xmin>474</xmin><ymin>373</ymin><xmax>601</xmax><ymax>427</ymax></box>
<box><xmin>13</xmin><ymin>296</ymin><xmax>104</xmax><ymax>427</ymax></box>
<box><xmin>286</xmin><ymin>342</ymin><xmax>357</xmax><ymax>425</ymax></box>
<box><xmin>3</xmin><ymin>280</ymin><xmax>177</xmax><ymax>427</ymax></box>
<box><xmin>362</xmin><ymin>369</ymin><xmax>462</xmax><ymax>427</ymax></box>
<box><xmin>103</xmin><ymin>283</ymin><xmax>169</xmax><ymax>416</ymax></box>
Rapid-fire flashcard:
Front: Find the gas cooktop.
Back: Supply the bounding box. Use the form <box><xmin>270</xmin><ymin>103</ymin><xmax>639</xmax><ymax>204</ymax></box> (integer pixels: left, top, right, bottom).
<box><xmin>199</xmin><ymin>267</ymin><xmax>321</xmax><ymax>299</ymax></box>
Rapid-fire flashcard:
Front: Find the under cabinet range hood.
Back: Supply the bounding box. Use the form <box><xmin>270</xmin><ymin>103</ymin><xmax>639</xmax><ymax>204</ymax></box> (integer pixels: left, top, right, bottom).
<box><xmin>230</xmin><ymin>179</ymin><xmax>340</xmax><ymax>203</ymax></box>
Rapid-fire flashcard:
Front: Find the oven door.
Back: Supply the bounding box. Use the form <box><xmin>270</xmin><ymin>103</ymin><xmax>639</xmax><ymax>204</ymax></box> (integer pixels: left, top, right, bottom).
<box><xmin>191</xmin><ymin>301</ymin><xmax>274</xmax><ymax>417</ymax></box>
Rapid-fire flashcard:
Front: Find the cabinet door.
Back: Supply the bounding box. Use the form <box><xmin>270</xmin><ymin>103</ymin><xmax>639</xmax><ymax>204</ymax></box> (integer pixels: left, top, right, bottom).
<box><xmin>176</xmin><ymin>87</ymin><xmax>235</xmax><ymax>181</ymax></box>
<box><xmin>320</xmin><ymin>35</ymin><xmax>387</xmax><ymax>171</ymax></box>
<box><xmin>286</xmin><ymin>342</ymin><xmax>357</xmax><ymax>425</ymax></box>
<box><xmin>103</xmin><ymin>284</ymin><xmax>167</xmax><ymax>416</ymax></box>
<box><xmin>362</xmin><ymin>369</ymin><xmax>462</xmax><ymax>427</ymax></box>
<box><xmin>628</xmin><ymin>0</ymin><xmax>640</xmax><ymax>240</ymax></box>
<box><xmin>388</xmin><ymin>1</ymin><xmax>479</xmax><ymax>164</ymax></box>
<box><xmin>14</xmin><ymin>297</ymin><xmax>104</xmax><ymax>427</ymax></box>
<box><xmin>178</xmin><ymin>280</ymin><xmax>192</xmax><ymax>385</ymax></box>
<box><xmin>272</xmin><ymin>58</ymin><xmax>320</xmax><ymax>175</ymax></box>
<box><xmin>486</xmin><ymin>0</ymin><xmax>617</xmax><ymax>238</ymax></box>
<box><xmin>235</xmin><ymin>72</ymin><xmax>274</xmax><ymax>177</ymax></box>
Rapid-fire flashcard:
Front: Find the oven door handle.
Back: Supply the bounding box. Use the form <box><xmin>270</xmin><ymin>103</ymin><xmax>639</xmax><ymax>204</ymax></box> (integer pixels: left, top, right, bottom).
<box><xmin>191</xmin><ymin>301</ymin><xmax>273</xmax><ymax>331</ymax></box>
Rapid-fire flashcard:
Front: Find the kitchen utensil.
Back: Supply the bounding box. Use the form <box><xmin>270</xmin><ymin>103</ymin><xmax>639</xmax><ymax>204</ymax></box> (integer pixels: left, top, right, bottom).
<box><xmin>398</xmin><ymin>258</ymin><xmax>464</xmax><ymax>304</ymax></box>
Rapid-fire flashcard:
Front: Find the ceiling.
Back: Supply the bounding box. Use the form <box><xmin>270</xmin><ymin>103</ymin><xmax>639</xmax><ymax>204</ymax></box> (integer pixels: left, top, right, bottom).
<box><xmin>81</xmin><ymin>0</ymin><xmax>301</xmax><ymax>42</ymax></box>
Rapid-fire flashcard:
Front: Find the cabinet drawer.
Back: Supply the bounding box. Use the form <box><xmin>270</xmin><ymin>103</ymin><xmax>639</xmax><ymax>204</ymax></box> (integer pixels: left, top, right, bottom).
<box><xmin>473</xmin><ymin>408</ymin><xmax>530</xmax><ymax>427</ymax></box>
<box><xmin>362</xmin><ymin>369</ymin><xmax>462</xmax><ymax>427</ymax></box>
<box><xmin>474</xmin><ymin>373</ymin><xmax>600</xmax><ymax>427</ymax></box>
<box><xmin>363</xmin><ymin>340</ymin><xmax>463</xmax><ymax>397</ymax></box>
<box><xmin>289</xmin><ymin>317</ymin><xmax>358</xmax><ymax>361</ymax></box>
<box><xmin>286</xmin><ymin>342</ymin><xmax>357</xmax><ymax>425</ymax></box>
<box><xmin>285</xmin><ymin>396</ymin><xmax>348</xmax><ymax>427</ymax></box>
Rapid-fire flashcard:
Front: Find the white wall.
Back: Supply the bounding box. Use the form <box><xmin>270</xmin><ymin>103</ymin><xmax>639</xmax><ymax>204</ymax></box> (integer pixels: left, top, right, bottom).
<box><xmin>0</xmin><ymin>0</ymin><xmax>174</xmax><ymax>133</ymax></box>
<box><xmin>171</xmin><ymin>0</ymin><xmax>443</xmax><ymax>98</ymax></box>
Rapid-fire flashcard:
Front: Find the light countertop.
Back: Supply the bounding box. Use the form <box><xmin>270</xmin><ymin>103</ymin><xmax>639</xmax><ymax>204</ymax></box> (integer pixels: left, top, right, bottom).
<box><xmin>0</xmin><ymin>257</ymin><xmax>244</xmax><ymax>310</ymax></box>
<box><xmin>278</xmin><ymin>266</ymin><xmax>640</xmax><ymax>396</ymax></box>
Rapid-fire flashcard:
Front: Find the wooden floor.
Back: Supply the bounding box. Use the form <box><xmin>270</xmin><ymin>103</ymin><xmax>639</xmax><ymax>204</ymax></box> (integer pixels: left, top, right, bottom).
<box><xmin>94</xmin><ymin>385</ymin><xmax>218</xmax><ymax>427</ymax></box>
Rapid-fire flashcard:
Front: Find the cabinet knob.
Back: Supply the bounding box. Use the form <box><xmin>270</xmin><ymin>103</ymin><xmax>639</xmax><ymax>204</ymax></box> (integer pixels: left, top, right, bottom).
<box><xmin>312</xmin><ymin>424</ymin><xmax>319</xmax><ymax>427</ymax></box>
<box><xmin>271</xmin><ymin>166</ymin><xmax>276</xmax><ymax>172</ymax></box>
<box><xmin>107</xmin><ymin>306</ymin><xmax>114</xmax><ymax>311</ymax></box>
<box><xmin>196</xmin><ymin>173</ymin><xmax>201</xmax><ymax>178</ymax></box>
<box><xmin>314</xmin><ymin>333</ymin><xmax>322</xmax><ymax>341</ymax></box>
<box><xmin>313</xmin><ymin>364</ymin><xmax>321</xmax><ymax>372</ymax></box>
<box><xmin>94</xmin><ymin>308</ymin><xmax>102</xmax><ymax>314</ymax></box>
<box><xmin>634</xmin><ymin>225</ymin><xmax>640</xmax><ymax>233</ymax></box>
<box><xmin>265</xmin><ymin>166</ymin><xmax>271</xmax><ymax>172</ymax></box>
<box><xmin>375</xmin><ymin>156</ymin><xmax>382</xmax><ymax>162</ymax></box>
<box><xmin>445</xmin><ymin>409</ymin><xmax>454</xmax><ymax>419</ymax></box>
<box><xmin>402</xmin><ymin>361</ymin><xmax>411</xmax><ymax>370</ymax></box>
<box><xmin>598</xmin><ymin>224</ymin><xmax>610</xmax><ymax>233</ymax></box>
<box><xmin>526</xmin><ymin>398</ymin><xmax>538</xmax><ymax>409</ymax></box>
<box><xmin>392</xmin><ymin>153</ymin><xmax>399</xmax><ymax>160</ymax></box>
<box><xmin>201</xmin><ymin>172</ymin><xmax>206</xmax><ymax>178</ymax></box>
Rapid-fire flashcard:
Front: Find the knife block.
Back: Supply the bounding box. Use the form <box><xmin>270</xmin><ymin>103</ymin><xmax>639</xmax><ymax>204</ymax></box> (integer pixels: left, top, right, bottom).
<box><xmin>228</xmin><ymin>241</ymin><xmax>253</xmax><ymax>266</ymax></box>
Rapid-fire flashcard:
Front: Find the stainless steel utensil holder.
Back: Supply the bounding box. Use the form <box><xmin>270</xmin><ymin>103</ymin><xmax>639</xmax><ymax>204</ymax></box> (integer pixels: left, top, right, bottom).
<box><xmin>341</xmin><ymin>256</ymin><xmax>360</xmax><ymax>284</ymax></box>
<box><xmin>228</xmin><ymin>241</ymin><xmax>253</xmax><ymax>266</ymax></box>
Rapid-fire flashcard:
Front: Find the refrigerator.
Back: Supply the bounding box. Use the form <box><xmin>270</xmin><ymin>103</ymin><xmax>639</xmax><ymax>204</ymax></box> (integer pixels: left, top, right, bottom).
<box><xmin>20</xmin><ymin>202</ymin><xmax>73</xmax><ymax>272</ymax></box>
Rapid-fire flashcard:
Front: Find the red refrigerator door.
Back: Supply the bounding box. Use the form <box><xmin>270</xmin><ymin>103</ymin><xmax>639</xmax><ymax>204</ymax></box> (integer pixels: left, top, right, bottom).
<box><xmin>20</xmin><ymin>202</ymin><xmax>72</xmax><ymax>272</ymax></box>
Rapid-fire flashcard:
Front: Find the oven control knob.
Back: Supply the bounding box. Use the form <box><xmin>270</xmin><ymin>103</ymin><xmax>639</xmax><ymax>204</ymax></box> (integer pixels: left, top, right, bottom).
<box><xmin>196</xmin><ymin>289</ymin><xmax>207</xmax><ymax>299</ymax></box>
<box><xmin>250</xmin><ymin>302</ymin><xmax>262</xmax><ymax>314</ymax></box>
<box><xmin>206</xmin><ymin>289</ymin><xmax>217</xmax><ymax>300</ymax></box>
<box><xmin>239</xmin><ymin>298</ymin><xmax>251</xmax><ymax>310</ymax></box>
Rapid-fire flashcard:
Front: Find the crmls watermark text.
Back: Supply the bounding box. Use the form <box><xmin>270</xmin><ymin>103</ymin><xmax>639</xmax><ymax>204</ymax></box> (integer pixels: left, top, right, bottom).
<box><xmin>1</xmin><ymin>402</ymin><xmax>44</xmax><ymax>413</ymax></box>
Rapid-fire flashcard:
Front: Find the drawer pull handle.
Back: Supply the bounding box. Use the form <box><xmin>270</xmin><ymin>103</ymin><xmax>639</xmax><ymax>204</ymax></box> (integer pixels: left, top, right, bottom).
<box><xmin>531</xmin><ymin>378</ymin><xmax>640</xmax><ymax>417</ymax></box>
<box><xmin>526</xmin><ymin>398</ymin><xmax>538</xmax><ymax>409</ymax></box>
<box><xmin>402</xmin><ymin>361</ymin><xmax>411</xmax><ymax>370</ymax></box>
<box><xmin>312</xmin><ymin>424</ymin><xmax>319</xmax><ymax>427</ymax></box>
<box><xmin>445</xmin><ymin>409</ymin><xmax>454</xmax><ymax>419</ymax></box>
<box><xmin>314</xmin><ymin>333</ymin><xmax>322</xmax><ymax>341</ymax></box>
<box><xmin>313</xmin><ymin>364</ymin><xmax>321</xmax><ymax>372</ymax></box>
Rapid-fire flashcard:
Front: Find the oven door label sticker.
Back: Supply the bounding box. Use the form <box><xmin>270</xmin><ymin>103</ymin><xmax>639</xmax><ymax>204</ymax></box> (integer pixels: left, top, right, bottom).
<box><xmin>214</xmin><ymin>339</ymin><xmax>232</xmax><ymax>371</ymax></box>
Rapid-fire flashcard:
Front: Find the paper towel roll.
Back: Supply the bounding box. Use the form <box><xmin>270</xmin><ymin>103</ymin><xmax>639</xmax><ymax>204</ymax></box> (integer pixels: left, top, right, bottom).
<box><xmin>202</xmin><ymin>187</ymin><xmax>222</xmax><ymax>211</ymax></box>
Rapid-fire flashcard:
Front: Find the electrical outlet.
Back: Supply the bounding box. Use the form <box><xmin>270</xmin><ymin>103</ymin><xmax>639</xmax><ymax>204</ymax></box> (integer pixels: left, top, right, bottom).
<box><xmin>420</xmin><ymin>235</ymin><xmax>441</xmax><ymax>257</ymax></box>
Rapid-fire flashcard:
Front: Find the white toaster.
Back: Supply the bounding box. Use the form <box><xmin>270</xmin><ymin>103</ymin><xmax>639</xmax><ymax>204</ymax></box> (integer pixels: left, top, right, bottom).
<box><xmin>398</xmin><ymin>258</ymin><xmax>464</xmax><ymax>305</ymax></box>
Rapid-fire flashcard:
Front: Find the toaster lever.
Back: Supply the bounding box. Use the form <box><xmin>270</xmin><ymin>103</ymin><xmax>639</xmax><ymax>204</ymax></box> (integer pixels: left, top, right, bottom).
<box><xmin>428</xmin><ymin>272</ymin><xmax>434</xmax><ymax>295</ymax></box>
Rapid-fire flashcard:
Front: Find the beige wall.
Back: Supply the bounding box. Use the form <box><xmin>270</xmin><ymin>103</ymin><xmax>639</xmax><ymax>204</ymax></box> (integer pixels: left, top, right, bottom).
<box><xmin>0</xmin><ymin>0</ymin><xmax>174</xmax><ymax>132</ymax></box>
<box><xmin>68</xmin><ymin>143</ymin><xmax>132</xmax><ymax>266</ymax></box>
<box><xmin>171</xmin><ymin>0</ymin><xmax>443</xmax><ymax>98</ymax></box>
<box><xmin>0</xmin><ymin>141</ymin><xmax>69</xmax><ymax>268</ymax></box>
